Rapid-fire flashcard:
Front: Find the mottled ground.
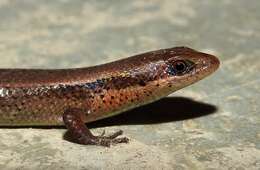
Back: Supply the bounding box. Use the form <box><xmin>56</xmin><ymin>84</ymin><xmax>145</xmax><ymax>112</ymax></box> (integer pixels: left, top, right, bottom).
<box><xmin>0</xmin><ymin>0</ymin><xmax>259</xmax><ymax>169</ymax></box>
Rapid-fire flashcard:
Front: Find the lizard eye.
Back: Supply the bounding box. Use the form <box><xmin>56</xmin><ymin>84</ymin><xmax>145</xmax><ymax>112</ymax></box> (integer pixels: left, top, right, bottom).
<box><xmin>173</xmin><ymin>60</ymin><xmax>187</xmax><ymax>74</ymax></box>
<box><xmin>166</xmin><ymin>59</ymin><xmax>195</xmax><ymax>76</ymax></box>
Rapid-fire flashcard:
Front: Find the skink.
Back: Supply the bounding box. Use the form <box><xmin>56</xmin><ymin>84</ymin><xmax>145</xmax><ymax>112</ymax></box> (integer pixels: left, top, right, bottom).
<box><xmin>0</xmin><ymin>47</ymin><xmax>220</xmax><ymax>146</ymax></box>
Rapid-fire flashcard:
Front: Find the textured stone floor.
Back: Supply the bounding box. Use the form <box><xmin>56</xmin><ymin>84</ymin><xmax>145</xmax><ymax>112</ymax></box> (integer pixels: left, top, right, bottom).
<box><xmin>0</xmin><ymin>0</ymin><xmax>259</xmax><ymax>169</ymax></box>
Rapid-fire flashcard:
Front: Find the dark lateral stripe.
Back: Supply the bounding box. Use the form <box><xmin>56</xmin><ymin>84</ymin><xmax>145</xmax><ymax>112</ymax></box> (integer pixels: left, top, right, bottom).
<box><xmin>81</xmin><ymin>74</ymin><xmax>150</xmax><ymax>91</ymax></box>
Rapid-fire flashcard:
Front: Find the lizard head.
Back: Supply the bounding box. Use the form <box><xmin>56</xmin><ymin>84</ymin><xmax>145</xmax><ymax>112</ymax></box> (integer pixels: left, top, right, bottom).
<box><xmin>129</xmin><ymin>47</ymin><xmax>220</xmax><ymax>100</ymax></box>
<box><xmin>161</xmin><ymin>47</ymin><xmax>220</xmax><ymax>90</ymax></box>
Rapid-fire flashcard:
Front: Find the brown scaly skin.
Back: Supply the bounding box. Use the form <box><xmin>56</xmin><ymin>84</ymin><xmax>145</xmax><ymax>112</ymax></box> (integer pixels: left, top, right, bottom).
<box><xmin>0</xmin><ymin>47</ymin><xmax>220</xmax><ymax>147</ymax></box>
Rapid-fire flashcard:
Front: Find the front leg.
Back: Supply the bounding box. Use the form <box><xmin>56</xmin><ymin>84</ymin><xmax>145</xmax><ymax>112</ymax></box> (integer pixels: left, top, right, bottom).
<box><xmin>63</xmin><ymin>108</ymin><xmax>129</xmax><ymax>147</ymax></box>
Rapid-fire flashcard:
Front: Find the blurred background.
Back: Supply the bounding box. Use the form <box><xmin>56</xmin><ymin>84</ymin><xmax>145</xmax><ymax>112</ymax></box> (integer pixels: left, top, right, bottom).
<box><xmin>0</xmin><ymin>0</ymin><xmax>259</xmax><ymax>169</ymax></box>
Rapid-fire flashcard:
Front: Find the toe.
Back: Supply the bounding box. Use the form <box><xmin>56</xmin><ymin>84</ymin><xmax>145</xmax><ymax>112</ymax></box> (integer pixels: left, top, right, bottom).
<box><xmin>112</xmin><ymin>137</ymin><xmax>129</xmax><ymax>144</ymax></box>
<box><xmin>108</xmin><ymin>130</ymin><xmax>123</xmax><ymax>139</ymax></box>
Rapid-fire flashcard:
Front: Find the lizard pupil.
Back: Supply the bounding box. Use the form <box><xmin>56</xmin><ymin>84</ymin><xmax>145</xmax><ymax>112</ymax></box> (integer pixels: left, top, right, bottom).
<box><xmin>174</xmin><ymin>60</ymin><xmax>187</xmax><ymax>73</ymax></box>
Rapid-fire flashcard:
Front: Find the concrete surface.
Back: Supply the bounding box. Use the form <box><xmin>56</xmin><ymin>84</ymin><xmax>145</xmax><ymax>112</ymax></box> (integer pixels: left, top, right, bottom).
<box><xmin>0</xmin><ymin>0</ymin><xmax>259</xmax><ymax>169</ymax></box>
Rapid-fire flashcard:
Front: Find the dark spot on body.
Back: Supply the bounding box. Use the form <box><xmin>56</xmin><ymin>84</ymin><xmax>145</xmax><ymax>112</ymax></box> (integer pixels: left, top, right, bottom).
<box><xmin>94</xmin><ymin>89</ymin><xmax>102</xmax><ymax>93</ymax></box>
<box><xmin>138</xmin><ymin>80</ymin><xmax>146</xmax><ymax>86</ymax></box>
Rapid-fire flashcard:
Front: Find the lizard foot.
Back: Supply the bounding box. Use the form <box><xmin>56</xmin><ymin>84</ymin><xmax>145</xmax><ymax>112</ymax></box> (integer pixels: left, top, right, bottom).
<box><xmin>63</xmin><ymin>108</ymin><xmax>129</xmax><ymax>147</ymax></box>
